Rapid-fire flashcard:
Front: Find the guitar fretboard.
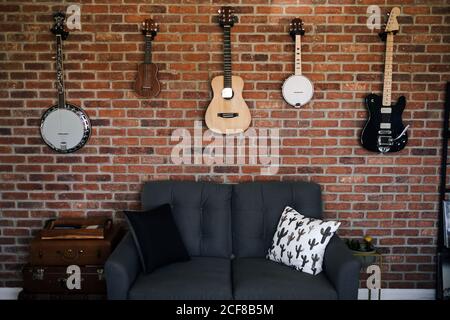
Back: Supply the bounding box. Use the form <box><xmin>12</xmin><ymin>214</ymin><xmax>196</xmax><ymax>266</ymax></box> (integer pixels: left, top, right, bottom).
<box><xmin>295</xmin><ymin>34</ymin><xmax>302</xmax><ymax>76</ymax></box>
<box><xmin>382</xmin><ymin>33</ymin><xmax>394</xmax><ymax>106</ymax></box>
<box><xmin>144</xmin><ymin>36</ymin><xmax>152</xmax><ymax>64</ymax></box>
<box><xmin>223</xmin><ymin>25</ymin><xmax>232</xmax><ymax>89</ymax></box>
<box><xmin>55</xmin><ymin>35</ymin><xmax>66</xmax><ymax>108</ymax></box>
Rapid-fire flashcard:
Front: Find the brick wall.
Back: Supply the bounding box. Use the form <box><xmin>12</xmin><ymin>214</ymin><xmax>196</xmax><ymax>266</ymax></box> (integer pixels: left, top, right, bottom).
<box><xmin>0</xmin><ymin>0</ymin><xmax>449</xmax><ymax>289</ymax></box>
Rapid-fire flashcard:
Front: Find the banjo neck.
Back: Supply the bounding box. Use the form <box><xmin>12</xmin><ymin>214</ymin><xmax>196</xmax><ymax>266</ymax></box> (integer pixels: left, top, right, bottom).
<box><xmin>55</xmin><ymin>34</ymin><xmax>66</xmax><ymax>109</ymax></box>
<box><xmin>294</xmin><ymin>34</ymin><xmax>302</xmax><ymax>76</ymax></box>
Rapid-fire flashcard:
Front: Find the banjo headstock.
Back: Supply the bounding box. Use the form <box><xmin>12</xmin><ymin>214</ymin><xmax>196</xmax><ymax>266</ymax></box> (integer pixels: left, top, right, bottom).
<box><xmin>51</xmin><ymin>12</ymin><xmax>69</xmax><ymax>40</ymax></box>
<box><xmin>289</xmin><ymin>18</ymin><xmax>305</xmax><ymax>41</ymax></box>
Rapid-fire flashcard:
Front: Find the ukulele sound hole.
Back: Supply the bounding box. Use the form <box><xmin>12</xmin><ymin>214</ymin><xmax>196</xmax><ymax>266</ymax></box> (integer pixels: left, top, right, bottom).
<box><xmin>217</xmin><ymin>113</ymin><xmax>239</xmax><ymax>119</ymax></box>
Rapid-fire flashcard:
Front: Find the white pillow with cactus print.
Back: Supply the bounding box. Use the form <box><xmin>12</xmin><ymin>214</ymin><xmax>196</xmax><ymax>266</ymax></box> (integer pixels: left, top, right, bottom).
<box><xmin>267</xmin><ymin>206</ymin><xmax>340</xmax><ymax>275</ymax></box>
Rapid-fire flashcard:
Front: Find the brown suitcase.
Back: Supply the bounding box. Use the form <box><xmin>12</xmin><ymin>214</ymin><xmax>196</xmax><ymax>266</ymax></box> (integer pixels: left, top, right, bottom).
<box><xmin>22</xmin><ymin>264</ymin><xmax>106</xmax><ymax>294</ymax></box>
<box><xmin>30</xmin><ymin>226</ymin><xmax>124</xmax><ymax>266</ymax></box>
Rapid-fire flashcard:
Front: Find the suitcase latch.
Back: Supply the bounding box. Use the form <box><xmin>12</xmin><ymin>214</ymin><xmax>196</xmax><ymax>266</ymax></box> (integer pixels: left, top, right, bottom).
<box><xmin>97</xmin><ymin>268</ymin><xmax>104</xmax><ymax>281</ymax></box>
<box><xmin>33</xmin><ymin>268</ymin><xmax>44</xmax><ymax>281</ymax></box>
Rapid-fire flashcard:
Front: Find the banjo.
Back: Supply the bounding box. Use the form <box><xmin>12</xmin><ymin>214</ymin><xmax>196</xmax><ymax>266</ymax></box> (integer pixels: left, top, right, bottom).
<box><xmin>40</xmin><ymin>12</ymin><xmax>91</xmax><ymax>153</ymax></box>
<box><xmin>282</xmin><ymin>18</ymin><xmax>314</xmax><ymax>108</ymax></box>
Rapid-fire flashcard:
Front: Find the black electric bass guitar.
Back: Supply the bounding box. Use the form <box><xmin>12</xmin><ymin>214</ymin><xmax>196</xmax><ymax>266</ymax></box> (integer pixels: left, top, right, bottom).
<box><xmin>361</xmin><ymin>7</ymin><xmax>409</xmax><ymax>153</ymax></box>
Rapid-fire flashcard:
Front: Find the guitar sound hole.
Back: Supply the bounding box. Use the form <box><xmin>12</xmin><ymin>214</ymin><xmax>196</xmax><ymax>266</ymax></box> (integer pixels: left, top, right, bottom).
<box><xmin>217</xmin><ymin>113</ymin><xmax>239</xmax><ymax>119</ymax></box>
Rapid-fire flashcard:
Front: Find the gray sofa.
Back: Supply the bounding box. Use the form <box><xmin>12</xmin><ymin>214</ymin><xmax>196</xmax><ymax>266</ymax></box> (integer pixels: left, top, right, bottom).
<box><xmin>105</xmin><ymin>181</ymin><xmax>360</xmax><ymax>300</ymax></box>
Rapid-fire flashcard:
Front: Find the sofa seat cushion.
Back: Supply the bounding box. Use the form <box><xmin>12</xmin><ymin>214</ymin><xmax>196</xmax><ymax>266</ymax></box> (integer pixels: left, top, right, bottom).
<box><xmin>232</xmin><ymin>258</ymin><xmax>338</xmax><ymax>300</ymax></box>
<box><xmin>128</xmin><ymin>257</ymin><xmax>232</xmax><ymax>300</ymax></box>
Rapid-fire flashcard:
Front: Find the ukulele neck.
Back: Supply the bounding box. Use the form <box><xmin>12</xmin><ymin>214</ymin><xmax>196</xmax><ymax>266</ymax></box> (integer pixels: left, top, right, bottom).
<box><xmin>55</xmin><ymin>35</ymin><xmax>66</xmax><ymax>108</ymax></box>
<box><xmin>294</xmin><ymin>34</ymin><xmax>302</xmax><ymax>76</ymax></box>
<box><xmin>144</xmin><ymin>36</ymin><xmax>152</xmax><ymax>64</ymax></box>
<box><xmin>382</xmin><ymin>33</ymin><xmax>394</xmax><ymax>106</ymax></box>
<box><xmin>223</xmin><ymin>25</ymin><xmax>232</xmax><ymax>89</ymax></box>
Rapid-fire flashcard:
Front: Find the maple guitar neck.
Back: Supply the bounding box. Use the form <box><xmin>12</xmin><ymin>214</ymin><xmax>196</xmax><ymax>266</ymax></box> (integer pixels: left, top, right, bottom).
<box><xmin>294</xmin><ymin>34</ymin><xmax>302</xmax><ymax>76</ymax></box>
<box><xmin>382</xmin><ymin>33</ymin><xmax>394</xmax><ymax>106</ymax></box>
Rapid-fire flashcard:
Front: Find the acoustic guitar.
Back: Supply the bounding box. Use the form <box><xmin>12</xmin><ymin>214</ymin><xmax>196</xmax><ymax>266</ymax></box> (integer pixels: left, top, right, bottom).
<box><xmin>282</xmin><ymin>18</ymin><xmax>314</xmax><ymax>108</ymax></box>
<box><xmin>135</xmin><ymin>18</ymin><xmax>161</xmax><ymax>98</ymax></box>
<box><xmin>205</xmin><ymin>7</ymin><xmax>251</xmax><ymax>135</ymax></box>
<box><xmin>361</xmin><ymin>7</ymin><xmax>409</xmax><ymax>153</ymax></box>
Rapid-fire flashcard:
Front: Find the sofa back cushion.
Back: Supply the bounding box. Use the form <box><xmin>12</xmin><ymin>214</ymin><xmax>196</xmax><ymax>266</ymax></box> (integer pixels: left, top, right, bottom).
<box><xmin>142</xmin><ymin>181</ymin><xmax>232</xmax><ymax>258</ymax></box>
<box><xmin>232</xmin><ymin>182</ymin><xmax>323</xmax><ymax>258</ymax></box>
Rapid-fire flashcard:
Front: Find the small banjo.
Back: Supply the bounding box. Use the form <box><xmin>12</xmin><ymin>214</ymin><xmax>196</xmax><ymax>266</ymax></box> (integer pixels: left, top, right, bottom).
<box><xmin>40</xmin><ymin>12</ymin><xmax>91</xmax><ymax>153</ymax></box>
<box><xmin>282</xmin><ymin>18</ymin><xmax>314</xmax><ymax>108</ymax></box>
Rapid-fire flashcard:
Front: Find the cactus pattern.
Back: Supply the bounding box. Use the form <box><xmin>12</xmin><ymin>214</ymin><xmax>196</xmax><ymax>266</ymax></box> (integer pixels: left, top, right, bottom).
<box><xmin>295</xmin><ymin>244</ymin><xmax>303</xmax><ymax>259</ymax></box>
<box><xmin>320</xmin><ymin>226</ymin><xmax>332</xmax><ymax>244</ymax></box>
<box><xmin>300</xmin><ymin>255</ymin><xmax>309</xmax><ymax>269</ymax></box>
<box><xmin>287</xmin><ymin>251</ymin><xmax>293</xmax><ymax>264</ymax></box>
<box><xmin>284</xmin><ymin>207</ymin><xmax>295</xmax><ymax>213</ymax></box>
<box><xmin>308</xmin><ymin>225</ymin><xmax>315</xmax><ymax>234</ymax></box>
<box><xmin>288</xmin><ymin>217</ymin><xmax>297</xmax><ymax>225</ymax></box>
<box><xmin>280</xmin><ymin>215</ymin><xmax>287</xmax><ymax>225</ymax></box>
<box><xmin>287</xmin><ymin>232</ymin><xmax>295</xmax><ymax>246</ymax></box>
<box><xmin>295</xmin><ymin>220</ymin><xmax>304</xmax><ymax>229</ymax></box>
<box><xmin>276</xmin><ymin>227</ymin><xmax>288</xmax><ymax>245</ymax></box>
<box><xmin>280</xmin><ymin>244</ymin><xmax>286</xmax><ymax>257</ymax></box>
<box><xmin>306</xmin><ymin>218</ymin><xmax>315</xmax><ymax>226</ymax></box>
<box><xmin>296</xmin><ymin>228</ymin><xmax>306</xmax><ymax>241</ymax></box>
<box><xmin>311</xmin><ymin>253</ymin><xmax>320</xmax><ymax>275</ymax></box>
<box><xmin>308</xmin><ymin>238</ymin><xmax>319</xmax><ymax>250</ymax></box>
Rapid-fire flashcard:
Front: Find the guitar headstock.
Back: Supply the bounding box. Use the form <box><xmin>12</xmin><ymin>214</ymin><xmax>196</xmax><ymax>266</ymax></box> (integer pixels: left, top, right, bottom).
<box><xmin>289</xmin><ymin>18</ymin><xmax>305</xmax><ymax>40</ymax></box>
<box><xmin>218</xmin><ymin>6</ymin><xmax>238</xmax><ymax>27</ymax></box>
<box><xmin>51</xmin><ymin>12</ymin><xmax>69</xmax><ymax>40</ymax></box>
<box><xmin>381</xmin><ymin>7</ymin><xmax>400</xmax><ymax>37</ymax></box>
<box><xmin>142</xmin><ymin>18</ymin><xmax>159</xmax><ymax>40</ymax></box>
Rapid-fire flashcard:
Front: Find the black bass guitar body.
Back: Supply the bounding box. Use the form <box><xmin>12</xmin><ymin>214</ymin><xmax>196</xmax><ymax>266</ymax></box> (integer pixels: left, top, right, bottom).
<box><xmin>361</xmin><ymin>93</ymin><xmax>408</xmax><ymax>153</ymax></box>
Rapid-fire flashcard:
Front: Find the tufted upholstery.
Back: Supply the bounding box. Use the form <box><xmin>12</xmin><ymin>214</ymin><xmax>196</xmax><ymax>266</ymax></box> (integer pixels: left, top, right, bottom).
<box><xmin>232</xmin><ymin>181</ymin><xmax>323</xmax><ymax>258</ymax></box>
<box><xmin>141</xmin><ymin>181</ymin><xmax>232</xmax><ymax>258</ymax></box>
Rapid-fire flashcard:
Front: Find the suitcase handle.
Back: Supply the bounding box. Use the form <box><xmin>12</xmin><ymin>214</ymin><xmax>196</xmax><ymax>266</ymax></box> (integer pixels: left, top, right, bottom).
<box><xmin>56</xmin><ymin>249</ymin><xmax>83</xmax><ymax>261</ymax></box>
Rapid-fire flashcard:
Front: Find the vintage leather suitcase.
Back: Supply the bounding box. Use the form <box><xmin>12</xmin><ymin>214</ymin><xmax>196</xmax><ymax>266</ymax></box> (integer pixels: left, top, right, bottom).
<box><xmin>22</xmin><ymin>264</ymin><xmax>106</xmax><ymax>294</ymax></box>
<box><xmin>30</xmin><ymin>226</ymin><xmax>124</xmax><ymax>266</ymax></box>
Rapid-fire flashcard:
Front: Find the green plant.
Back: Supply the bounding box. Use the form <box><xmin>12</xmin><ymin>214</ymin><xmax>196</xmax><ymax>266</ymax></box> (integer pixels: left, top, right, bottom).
<box><xmin>344</xmin><ymin>237</ymin><xmax>375</xmax><ymax>252</ymax></box>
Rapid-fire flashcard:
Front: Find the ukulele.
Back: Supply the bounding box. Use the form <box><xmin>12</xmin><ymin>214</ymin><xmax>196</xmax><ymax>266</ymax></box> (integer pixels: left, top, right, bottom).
<box><xmin>205</xmin><ymin>7</ymin><xmax>251</xmax><ymax>135</ymax></box>
<box><xmin>135</xmin><ymin>18</ymin><xmax>161</xmax><ymax>98</ymax></box>
<box><xmin>282</xmin><ymin>18</ymin><xmax>314</xmax><ymax>108</ymax></box>
<box><xmin>40</xmin><ymin>12</ymin><xmax>91</xmax><ymax>153</ymax></box>
<box><xmin>361</xmin><ymin>7</ymin><xmax>409</xmax><ymax>153</ymax></box>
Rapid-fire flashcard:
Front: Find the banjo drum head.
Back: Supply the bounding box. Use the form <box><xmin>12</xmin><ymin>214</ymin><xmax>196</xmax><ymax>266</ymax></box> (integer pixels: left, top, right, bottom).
<box><xmin>282</xmin><ymin>75</ymin><xmax>314</xmax><ymax>108</ymax></box>
<box><xmin>40</xmin><ymin>104</ymin><xmax>91</xmax><ymax>153</ymax></box>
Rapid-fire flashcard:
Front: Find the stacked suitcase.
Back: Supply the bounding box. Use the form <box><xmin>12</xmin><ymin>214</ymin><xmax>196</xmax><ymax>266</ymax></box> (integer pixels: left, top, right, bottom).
<box><xmin>19</xmin><ymin>218</ymin><xmax>124</xmax><ymax>300</ymax></box>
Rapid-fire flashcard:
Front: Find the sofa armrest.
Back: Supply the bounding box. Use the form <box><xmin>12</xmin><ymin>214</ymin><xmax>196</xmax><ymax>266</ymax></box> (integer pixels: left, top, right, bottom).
<box><xmin>105</xmin><ymin>232</ymin><xmax>141</xmax><ymax>300</ymax></box>
<box><xmin>323</xmin><ymin>235</ymin><xmax>361</xmax><ymax>300</ymax></box>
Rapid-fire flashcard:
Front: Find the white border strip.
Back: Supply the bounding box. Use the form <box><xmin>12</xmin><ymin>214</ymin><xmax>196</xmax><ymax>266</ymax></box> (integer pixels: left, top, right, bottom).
<box><xmin>0</xmin><ymin>288</ymin><xmax>21</xmax><ymax>300</ymax></box>
<box><xmin>358</xmin><ymin>288</ymin><xmax>434</xmax><ymax>300</ymax></box>
<box><xmin>0</xmin><ymin>288</ymin><xmax>435</xmax><ymax>300</ymax></box>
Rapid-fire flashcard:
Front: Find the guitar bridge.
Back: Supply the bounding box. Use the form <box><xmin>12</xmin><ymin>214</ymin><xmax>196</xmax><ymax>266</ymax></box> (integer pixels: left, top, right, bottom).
<box><xmin>378</xmin><ymin>135</ymin><xmax>393</xmax><ymax>146</ymax></box>
<box><xmin>217</xmin><ymin>113</ymin><xmax>239</xmax><ymax>118</ymax></box>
